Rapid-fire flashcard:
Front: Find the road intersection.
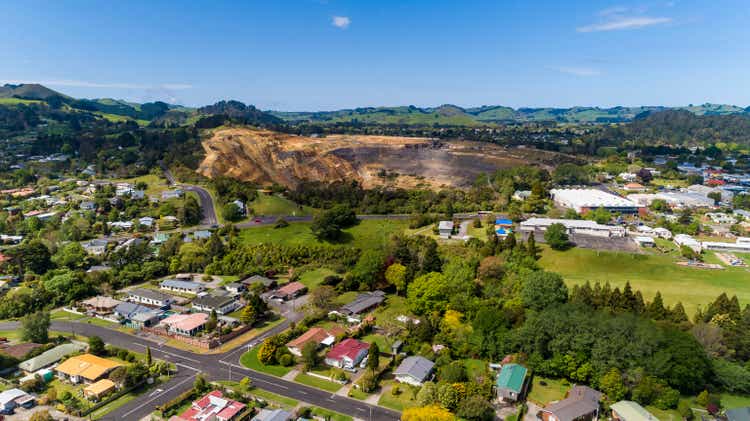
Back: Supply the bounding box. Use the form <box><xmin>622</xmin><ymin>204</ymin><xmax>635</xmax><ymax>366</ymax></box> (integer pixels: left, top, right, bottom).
<box><xmin>0</xmin><ymin>321</ymin><xmax>400</xmax><ymax>421</ymax></box>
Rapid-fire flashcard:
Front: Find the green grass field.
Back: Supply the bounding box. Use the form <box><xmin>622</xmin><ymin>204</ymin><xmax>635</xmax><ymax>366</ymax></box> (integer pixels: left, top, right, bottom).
<box><xmin>310</xmin><ymin>406</ymin><xmax>353</xmax><ymax>421</ymax></box>
<box><xmin>538</xmin><ymin>245</ymin><xmax>750</xmax><ymax>315</ymax></box>
<box><xmin>110</xmin><ymin>174</ymin><xmax>170</xmax><ymax>196</ymax></box>
<box><xmin>294</xmin><ymin>372</ymin><xmax>343</xmax><ymax>392</ymax></box>
<box><xmin>0</xmin><ymin>98</ymin><xmax>42</xmax><ymax>105</ymax></box>
<box><xmin>239</xmin><ymin>347</ymin><xmax>293</xmax><ymax>377</ymax></box>
<box><xmin>298</xmin><ymin>267</ymin><xmax>337</xmax><ymax>289</ymax></box>
<box><xmin>527</xmin><ymin>377</ymin><xmax>569</xmax><ymax>405</ymax></box>
<box><xmin>238</xmin><ymin>219</ymin><xmax>409</xmax><ymax>250</ymax></box>
<box><xmin>378</xmin><ymin>383</ymin><xmax>419</xmax><ymax>411</ymax></box>
<box><xmin>250</xmin><ymin>193</ymin><xmax>314</xmax><ymax>216</ymax></box>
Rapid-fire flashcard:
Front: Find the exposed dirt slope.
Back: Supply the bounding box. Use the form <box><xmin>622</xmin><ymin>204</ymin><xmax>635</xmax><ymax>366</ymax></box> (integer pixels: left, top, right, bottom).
<box><xmin>198</xmin><ymin>127</ymin><xmax>560</xmax><ymax>189</ymax></box>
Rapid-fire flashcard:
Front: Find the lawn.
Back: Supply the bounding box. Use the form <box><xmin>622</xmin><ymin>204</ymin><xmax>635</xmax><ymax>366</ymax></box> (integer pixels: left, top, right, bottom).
<box><xmin>298</xmin><ymin>267</ymin><xmax>337</xmax><ymax>290</ymax></box>
<box><xmin>722</xmin><ymin>393</ymin><xmax>750</xmax><ymax>409</ymax></box>
<box><xmin>250</xmin><ymin>388</ymin><xmax>299</xmax><ymax>408</ymax></box>
<box><xmin>110</xmin><ymin>174</ymin><xmax>170</xmax><ymax>196</ymax></box>
<box><xmin>250</xmin><ymin>193</ymin><xmax>314</xmax><ymax>216</ymax></box>
<box><xmin>50</xmin><ymin>310</ymin><xmax>87</xmax><ymax>321</ymax></box>
<box><xmin>294</xmin><ymin>372</ymin><xmax>343</xmax><ymax>392</ymax></box>
<box><xmin>238</xmin><ymin>219</ymin><xmax>409</xmax><ymax>251</ymax></box>
<box><xmin>526</xmin><ymin>377</ymin><xmax>569</xmax><ymax>405</ymax></box>
<box><xmin>463</xmin><ymin>358</ymin><xmax>487</xmax><ymax>380</ymax></box>
<box><xmin>310</xmin><ymin>406</ymin><xmax>353</xmax><ymax>421</ymax></box>
<box><xmin>378</xmin><ymin>382</ymin><xmax>419</xmax><ymax>411</ymax></box>
<box><xmin>239</xmin><ymin>346</ymin><xmax>293</xmax><ymax>377</ymax></box>
<box><xmin>538</xmin><ymin>245</ymin><xmax>750</xmax><ymax>316</ymax></box>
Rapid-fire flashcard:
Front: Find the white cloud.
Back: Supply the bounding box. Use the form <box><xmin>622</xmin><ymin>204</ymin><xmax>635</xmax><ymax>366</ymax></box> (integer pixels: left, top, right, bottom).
<box><xmin>2</xmin><ymin>79</ymin><xmax>192</xmax><ymax>90</ymax></box>
<box><xmin>332</xmin><ymin>16</ymin><xmax>351</xmax><ymax>29</ymax></box>
<box><xmin>577</xmin><ymin>16</ymin><xmax>672</xmax><ymax>32</ymax></box>
<box><xmin>554</xmin><ymin>67</ymin><xmax>601</xmax><ymax>77</ymax></box>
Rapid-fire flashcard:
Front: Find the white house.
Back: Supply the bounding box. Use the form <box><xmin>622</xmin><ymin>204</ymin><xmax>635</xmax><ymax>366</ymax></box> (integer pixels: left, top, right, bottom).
<box><xmin>394</xmin><ymin>356</ymin><xmax>434</xmax><ymax>386</ymax></box>
<box><xmin>438</xmin><ymin>221</ymin><xmax>454</xmax><ymax>239</ymax></box>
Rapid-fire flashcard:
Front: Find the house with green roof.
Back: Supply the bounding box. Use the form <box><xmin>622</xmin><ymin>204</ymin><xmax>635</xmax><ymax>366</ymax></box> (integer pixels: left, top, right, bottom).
<box><xmin>611</xmin><ymin>401</ymin><xmax>659</xmax><ymax>421</ymax></box>
<box><xmin>18</xmin><ymin>342</ymin><xmax>87</xmax><ymax>374</ymax></box>
<box><xmin>496</xmin><ymin>363</ymin><xmax>528</xmax><ymax>402</ymax></box>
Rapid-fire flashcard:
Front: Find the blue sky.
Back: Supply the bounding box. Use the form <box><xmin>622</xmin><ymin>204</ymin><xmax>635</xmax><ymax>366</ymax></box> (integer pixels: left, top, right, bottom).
<box><xmin>1</xmin><ymin>0</ymin><xmax>748</xmax><ymax>110</ymax></box>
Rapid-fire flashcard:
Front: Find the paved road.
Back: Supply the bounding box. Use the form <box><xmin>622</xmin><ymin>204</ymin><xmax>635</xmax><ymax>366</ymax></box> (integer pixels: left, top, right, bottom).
<box><xmin>183</xmin><ymin>185</ymin><xmax>218</xmax><ymax>226</ymax></box>
<box><xmin>0</xmin><ymin>321</ymin><xmax>400</xmax><ymax>421</ymax></box>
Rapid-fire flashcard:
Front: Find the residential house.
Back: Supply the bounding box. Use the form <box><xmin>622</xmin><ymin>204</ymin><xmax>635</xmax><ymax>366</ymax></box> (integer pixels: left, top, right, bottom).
<box><xmin>674</xmin><ymin>234</ymin><xmax>702</xmax><ymax>253</ymax></box>
<box><xmin>513</xmin><ymin>190</ymin><xmax>531</xmax><ymax>201</ymax></box>
<box><xmin>393</xmin><ymin>356</ymin><xmax>435</xmax><ymax>386</ymax></box>
<box><xmin>19</xmin><ymin>343</ymin><xmax>87</xmax><ymax>374</ymax></box>
<box><xmin>332</xmin><ymin>290</ymin><xmax>386</xmax><ymax>321</ymax></box>
<box><xmin>192</xmin><ymin>295</ymin><xmax>240</xmax><ymax>315</ymax></box>
<box><xmin>177</xmin><ymin>390</ymin><xmax>246</xmax><ymax>421</ymax></box>
<box><xmin>538</xmin><ymin>385</ymin><xmax>602</xmax><ymax>421</ymax></box>
<box><xmin>79</xmin><ymin>201</ymin><xmax>96</xmax><ymax>211</ymax></box>
<box><xmin>231</xmin><ymin>199</ymin><xmax>246</xmax><ymax>216</ymax></box>
<box><xmin>496</xmin><ymin>363</ymin><xmax>528</xmax><ymax>402</ymax></box>
<box><xmin>0</xmin><ymin>389</ymin><xmax>35</xmax><ymax>414</ymax></box>
<box><xmin>286</xmin><ymin>326</ymin><xmax>344</xmax><ymax>357</ymax></box>
<box><xmin>251</xmin><ymin>408</ymin><xmax>292</xmax><ymax>421</ymax></box>
<box><xmin>224</xmin><ymin>282</ymin><xmax>246</xmax><ymax>296</ymax></box>
<box><xmin>438</xmin><ymin>221</ymin><xmax>454</xmax><ymax>238</ymax></box>
<box><xmin>269</xmin><ymin>281</ymin><xmax>307</xmax><ymax>301</ymax></box>
<box><xmin>192</xmin><ymin>230</ymin><xmax>211</xmax><ymax>241</ymax></box>
<box><xmin>55</xmin><ymin>354</ymin><xmax>122</xmax><ymax>384</ymax></box>
<box><xmin>138</xmin><ymin>216</ymin><xmax>155</xmax><ymax>228</ymax></box>
<box><xmin>623</xmin><ymin>182</ymin><xmax>646</xmax><ymax>192</ymax></box>
<box><xmin>241</xmin><ymin>275</ymin><xmax>277</xmax><ymax>290</ymax></box>
<box><xmin>86</xmin><ymin>265</ymin><xmax>112</xmax><ymax>274</ymax></box>
<box><xmin>108</xmin><ymin>221</ymin><xmax>133</xmax><ymax>231</ymax></box>
<box><xmin>151</xmin><ymin>233</ymin><xmax>170</xmax><ymax>246</ymax></box>
<box><xmin>127</xmin><ymin>288</ymin><xmax>175</xmax><ymax>309</ymax></box>
<box><xmin>610</xmin><ymin>401</ymin><xmax>658</xmax><ymax>421</ymax></box>
<box><xmin>160</xmin><ymin>279</ymin><xmax>205</xmax><ymax>295</ymax></box>
<box><xmin>325</xmin><ymin>338</ymin><xmax>370</xmax><ymax>370</ymax></box>
<box><xmin>160</xmin><ymin>313</ymin><xmax>209</xmax><ymax>336</ymax></box>
<box><xmin>81</xmin><ymin>239</ymin><xmax>109</xmax><ymax>255</ymax></box>
<box><xmin>84</xmin><ymin>379</ymin><xmax>116</xmax><ymax>400</ymax></box>
<box><xmin>114</xmin><ymin>301</ymin><xmax>161</xmax><ymax>325</ymax></box>
<box><xmin>706</xmin><ymin>212</ymin><xmax>737</xmax><ymax>225</ymax></box>
<box><xmin>633</xmin><ymin>236</ymin><xmax>655</xmax><ymax>247</ymax></box>
<box><xmin>0</xmin><ymin>343</ymin><xmax>42</xmax><ymax>360</ymax></box>
<box><xmin>130</xmin><ymin>311</ymin><xmax>161</xmax><ymax>329</ymax></box>
<box><xmin>161</xmin><ymin>189</ymin><xmax>184</xmax><ymax>200</ymax></box>
<box><xmin>81</xmin><ymin>296</ymin><xmax>123</xmax><ymax>315</ymax></box>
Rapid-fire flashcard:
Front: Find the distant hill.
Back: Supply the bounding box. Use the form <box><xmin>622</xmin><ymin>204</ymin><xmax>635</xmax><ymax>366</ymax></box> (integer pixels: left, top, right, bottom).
<box><xmin>270</xmin><ymin>103</ymin><xmax>750</xmax><ymax>125</ymax></box>
<box><xmin>0</xmin><ymin>83</ymin><xmax>68</xmax><ymax>100</ymax></box>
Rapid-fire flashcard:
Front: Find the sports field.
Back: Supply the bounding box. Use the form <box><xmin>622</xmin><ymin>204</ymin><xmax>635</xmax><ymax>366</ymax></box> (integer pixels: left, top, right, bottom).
<box><xmin>539</xmin><ymin>245</ymin><xmax>750</xmax><ymax>316</ymax></box>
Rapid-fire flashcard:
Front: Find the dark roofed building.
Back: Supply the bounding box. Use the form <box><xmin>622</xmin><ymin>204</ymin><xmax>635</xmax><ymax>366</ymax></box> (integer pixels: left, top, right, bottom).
<box><xmin>242</xmin><ymin>275</ymin><xmax>277</xmax><ymax>290</ymax></box>
<box><xmin>127</xmin><ymin>288</ymin><xmax>175</xmax><ymax>308</ymax></box>
<box><xmin>393</xmin><ymin>356</ymin><xmax>434</xmax><ymax>386</ymax></box>
<box><xmin>192</xmin><ymin>295</ymin><xmax>240</xmax><ymax>315</ymax></box>
<box><xmin>539</xmin><ymin>385</ymin><xmax>603</xmax><ymax>421</ymax></box>
<box><xmin>340</xmin><ymin>291</ymin><xmax>386</xmax><ymax>316</ymax></box>
<box><xmin>0</xmin><ymin>343</ymin><xmax>42</xmax><ymax>360</ymax></box>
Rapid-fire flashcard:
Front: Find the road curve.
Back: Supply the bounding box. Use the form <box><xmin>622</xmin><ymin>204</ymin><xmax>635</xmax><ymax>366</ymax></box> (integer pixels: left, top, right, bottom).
<box><xmin>0</xmin><ymin>321</ymin><xmax>400</xmax><ymax>421</ymax></box>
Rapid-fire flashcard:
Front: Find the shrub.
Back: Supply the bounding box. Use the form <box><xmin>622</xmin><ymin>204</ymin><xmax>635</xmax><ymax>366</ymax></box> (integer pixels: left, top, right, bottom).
<box><xmin>278</xmin><ymin>354</ymin><xmax>294</xmax><ymax>367</ymax></box>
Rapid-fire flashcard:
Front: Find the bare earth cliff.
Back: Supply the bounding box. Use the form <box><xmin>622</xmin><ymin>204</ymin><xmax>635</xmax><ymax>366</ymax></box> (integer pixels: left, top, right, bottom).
<box><xmin>198</xmin><ymin>127</ymin><xmax>560</xmax><ymax>189</ymax></box>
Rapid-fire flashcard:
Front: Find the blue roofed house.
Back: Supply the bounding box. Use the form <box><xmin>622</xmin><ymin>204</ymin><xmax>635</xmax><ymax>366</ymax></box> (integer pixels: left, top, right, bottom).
<box><xmin>496</xmin><ymin>363</ymin><xmax>528</xmax><ymax>402</ymax></box>
<box><xmin>495</xmin><ymin>218</ymin><xmax>514</xmax><ymax>238</ymax></box>
<box><xmin>393</xmin><ymin>356</ymin><xmax>435</xmax><ymax>386</ymax></box>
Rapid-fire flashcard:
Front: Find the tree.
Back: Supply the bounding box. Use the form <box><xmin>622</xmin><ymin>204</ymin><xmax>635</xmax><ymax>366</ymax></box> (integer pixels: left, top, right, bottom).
<box><xmin>367</xmin><ymin>342</ymin><xmax>380</xmax><ymax>372</ymax></box>
<box><xmin>477</xmin><ymin>256</ymin><xmax>505</xmax><ymax>282</ymax></box>
<box><xmin>108</xmin><ymin>366</ymin><xmax>128</xmax><ymax>387</ymax></box>
<box><xmin>416</xmin><ymin>381</ymin><xmax>438</xmax><ymax>406</ymax></box>
<box><xmin>385</xmin><ymin>263</ymin><xmax>407</xmax><ymax>295</ymax></box>
<box><xmin>51</xmin><ymin>242</ymin><xmax>87</xmax><ymax>270</ymax></box>
<box><xmin>310</xmin><ymin>205</ymin><xmax>357</xmax><ymax>241</ymax></box>
<box><xmin>438</xmin><ymin>361</ymin><xmax>467</xmax><ymax>383</ymax></box>
<box><xmin>240</xmin><ymin>305</ymin><xmax>257</xmax><ymax>326</ymax></box>
<box><xmin>599</xmin><ymin>368</ymin><xmax>627</xmax><ymax>402</ymax></box>
<box><xmin>258</xmin><ymin>337</ymin><xmax>281</xmax><ymax>365</ymax></box>
<box><xmin>544</xmin><ymin>223</ymin><xmax>570</xmax><ymax>250</ymax></box>
<box><xmin>88</xmin><ymin>336</ymin><xmax>106</xmax><ymax>356</ymax></box>
<box><xmin>146</xmin><ymin>346</ymin><xmax>152</xmax><ymax>366</ymax></box>
<box><xmin>21</xmin><ymin>310</ymin><xmax>50</xmax><ymax>344</ymax></box>
<box><xmin>587</xmin><ymin>207</ymin><xmax>611</xmax><ymax>224</ymax></box>
<box><xmin>222</xmin><ymin>203</ymin><xmax>243</xmax><ymax>222</ymax></box>
<box><xmin>205</xmin><ymin>309</ymin><xmax>218</xmax><ymax>332</ymax></box>
<box><xmin>350</xmin><ymin>249</ymin><xmax>385</xmax><ymax>290</ymax></box>
<box><xmin>300</xmin><ymin>341</ymin><xmax>320</xmax><ymax>371</ymax></box>
<box><xmin>402</xmin><ymin>405</ymin><xmax>456</xmax><ymax>421</ymax></box>
<box><xmin>407</xmin><ymin>272</ymin><xmax>451</xmax><ymax>315</ymax></box>
<box><xmin>193</xmin><ymin>374</ymin><xmax>208</xmax><ymax>393</ymax></box>
<box><xmin>637</xmin><ymin>168</ymin><xmax>653</xmax><ymax>183</ymax></box>
<box><xmin>29</xmin><ymin>410</ymin><xmax>54</xmax><ymax>421</ymax></box>
<box><xmin>521</xmin><ymin>271</ymin><xmax>568</xmax><ymax>311</ymax></box>
<box><xmin>309</xmin><ymin>285</ymin><xmax>336</xmax><ymax>312</ymax></box>
<box><xmin>11</xmin><ymin>240</ymin><xmax>52</xmax><ymax>274</ymax></box>
<box><xmin>239</xmin><ymin>376</ymin><xmax>252</xmax><ymax>391</ymax></box>
<box><xmin>437</xmin><ymin>383</ymin><xmax>462</xmax><ymax>411</ymax></box>
<box><xmin>553</xmin><ymin>163</ymin><xmax>589</xmax><ymax>185</ymax></box>
<box><xmin>457</xmin><ymin>395</ymin><xmax>495</xmax><ymax>421</ymax></box>
<box><xmin>708</xmin><ymin>191</ymin><xmax>722</xmax><ymax>205</ymax></box>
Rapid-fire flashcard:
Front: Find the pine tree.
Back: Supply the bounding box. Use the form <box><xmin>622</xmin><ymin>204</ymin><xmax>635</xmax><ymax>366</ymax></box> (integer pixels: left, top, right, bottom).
<box><xmin>146</xmin><ymin>346</ymin><xmax>152</xmax><ymax>366</ymax></box>
<box><xmin>367</xmin><ymin>342</ymin><xmax>380</xmax><ymax>372</ymax></box>
<box><xmin>633</xmin><ymin>291</ymin><xmax>646</xmax><ymax>315</ymax></box>
<box><xmin>670</xmin><ymin>302</ymin><xmax>689</xmax><ymax>324</ymax></box>
<box><xmin>647</xmin><ymin>291</ymin><xmax>668</xmax><ymax>320</ymax></box>
<box><xmin>526</xmin><ymin>233</ymin><xmax>538</xmax><ymax>260</ymax></box>
<box><xmin>623</xmin><ymin>282</ymin><xmax>636</xmax><ymax>312</ymax></box>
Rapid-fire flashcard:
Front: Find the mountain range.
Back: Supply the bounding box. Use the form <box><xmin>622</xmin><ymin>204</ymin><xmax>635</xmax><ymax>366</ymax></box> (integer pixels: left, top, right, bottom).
<box><xmin>3</xmin><ymin>83</ymin><xmax>750</xmax><ymax>126</ymax></box>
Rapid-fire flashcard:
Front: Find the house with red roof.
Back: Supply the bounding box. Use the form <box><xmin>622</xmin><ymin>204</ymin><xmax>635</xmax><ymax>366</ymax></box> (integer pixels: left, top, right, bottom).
<box><xmin>269</xmin><ymin>281</ymin><xmax>307</xmax><ymax>301</ymax></box>
<box><xmin>176</xmin><ymin>390</ymin><xmax>245</xmax><ymax>421</ymax></box>
<box><xmin>324</xmin><ymin>338</ymin><xmax>369</xmax><ymax>370</ymax></box>
<box><xmin>159</xmin><ymin>313</ymin><xmax>208</xmax><ymax>337</ymax></box>
<box><xmin>286</xmin><ymin>326</ymin><xmax>345</xmax><ymax>357</ymax></box>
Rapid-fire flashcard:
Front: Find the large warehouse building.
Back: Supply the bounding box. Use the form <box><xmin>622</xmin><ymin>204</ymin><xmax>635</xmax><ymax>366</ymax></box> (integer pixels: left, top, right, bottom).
<box><xmin>550</xmin><ymin>188</ymin><xmax>640</xmax><ymax>214</ymax></box>
<box><xmin>520</xmin><ymin>218</ymin><xmax>627</xmax><ymax>238</ymax></box>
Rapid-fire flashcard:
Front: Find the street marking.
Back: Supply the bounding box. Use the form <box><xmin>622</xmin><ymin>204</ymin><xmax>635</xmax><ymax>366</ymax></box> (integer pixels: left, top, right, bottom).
<box><xmin>356</xmin><ymin>408</ymin><xmax>366</xmax><ymax>412</ymax></box>
<box><xmin>298</xmin><ymin>390</ymin><xmax>308</xmax><ymax>395</ymax></box>
<box><xmin>176</xmin><ymin>363</ymin><xmax>200</xmax><ymax>372</ymax></box>
<box><xmin>133</xmin><ymin>343</ymin><xmax>201</xmax><ymax>364</ymax></box>
<box><xmin>122</xmin><ymin>374</ymin><xmax>195</xmax><ymax>418</ymax></box>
